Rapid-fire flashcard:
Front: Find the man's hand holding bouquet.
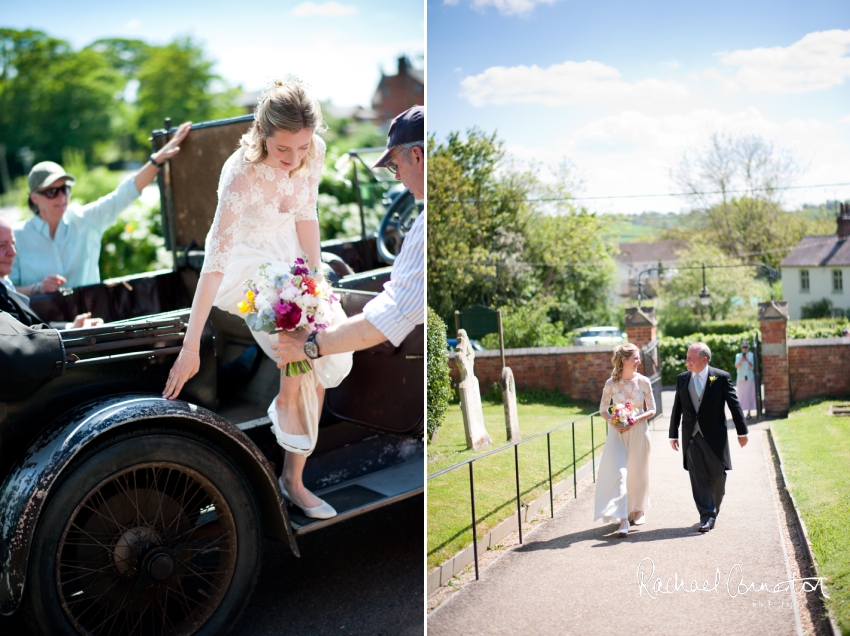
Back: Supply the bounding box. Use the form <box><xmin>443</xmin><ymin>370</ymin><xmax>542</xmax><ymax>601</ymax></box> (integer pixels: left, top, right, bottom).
<box><xmin>237</xmin><ymin>256</ymin><xmax>338</xmax><ymax>376</ymax></box>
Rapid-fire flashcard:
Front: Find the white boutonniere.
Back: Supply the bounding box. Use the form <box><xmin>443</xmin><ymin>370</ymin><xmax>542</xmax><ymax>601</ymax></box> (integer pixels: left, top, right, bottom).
<box><xmin>709</xmin><ymin>376</ymin><xmax>717</xmax><ymax>384</ymax></box>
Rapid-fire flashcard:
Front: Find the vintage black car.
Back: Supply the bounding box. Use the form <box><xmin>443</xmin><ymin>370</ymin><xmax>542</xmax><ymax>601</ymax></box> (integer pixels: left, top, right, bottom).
<box><xmin>0</xmin><ymin>115</ymin><xmax>423</xmax><ymax>636</ymax></box>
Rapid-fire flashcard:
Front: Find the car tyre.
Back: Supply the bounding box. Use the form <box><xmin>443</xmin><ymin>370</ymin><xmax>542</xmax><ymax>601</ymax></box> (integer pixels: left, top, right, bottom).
<box><xmin>23</xmin><ymin>430</ymin><xmax>262</xmax><ymax>636</ymax></box>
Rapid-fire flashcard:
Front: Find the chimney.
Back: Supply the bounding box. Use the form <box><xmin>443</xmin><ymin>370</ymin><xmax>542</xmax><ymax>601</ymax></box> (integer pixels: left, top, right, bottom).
<box><xmin>838</xmin><ymin>202</ymin><xmax>850</xmax><ymax>239</ymax></box>
<box><xmin>398</xmin><ymin>56</ymin><xmax>408</xmax><ymax>76</ymax></box>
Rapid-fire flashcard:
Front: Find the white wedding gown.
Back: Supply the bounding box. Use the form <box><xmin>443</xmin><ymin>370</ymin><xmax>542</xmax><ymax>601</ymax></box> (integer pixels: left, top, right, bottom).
<box><xmin>202</xmin><ymin>136</ymin><xmax>353</xmax><ymax>455</ymax></box>
<box><xmin>593</xmin><ymin>373</ymin><xmax>655</xmax><ymax>523</ymax></box>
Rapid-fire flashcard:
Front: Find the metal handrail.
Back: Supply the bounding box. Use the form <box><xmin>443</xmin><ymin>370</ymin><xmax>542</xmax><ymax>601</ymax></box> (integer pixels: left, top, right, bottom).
<box><xmin>428</xmin><ymin>411</ymin><xmax>602</xmax><ymax>580</ymax></box>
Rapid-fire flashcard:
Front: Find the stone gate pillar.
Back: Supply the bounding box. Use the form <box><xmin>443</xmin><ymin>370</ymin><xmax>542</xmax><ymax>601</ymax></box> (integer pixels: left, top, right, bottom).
<box><xmin>624</xmin><ymin>307</ymin><xmax>657</xmax><ymax>349</ymax></box>
<box><xmin>758</xmin><ymin>301</ymin><xmax>790</xmax><ymax>418</ymax></box>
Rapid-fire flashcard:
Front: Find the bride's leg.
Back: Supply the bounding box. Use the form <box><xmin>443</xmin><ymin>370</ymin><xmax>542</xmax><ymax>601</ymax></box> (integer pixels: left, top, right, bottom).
<box><xmin>275</xmin><ymin>374</ymin><xmax>306</xmax><ymax>435</ymax></box>
<box><xmin>280</xmin><ymin>384</ymin><xmax>326</xmax><ymax>509</ymax></box>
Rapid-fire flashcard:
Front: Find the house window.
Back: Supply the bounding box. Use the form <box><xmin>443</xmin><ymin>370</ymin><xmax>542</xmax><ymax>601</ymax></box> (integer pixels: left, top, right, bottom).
<box><xmin>800</xmin><ymin>270</ymin><xmax>809</xmax><ymax>292</ymax></box>
<box><xmin>833</xmin><ymin>270</ymin><xmax>843</xmax><ymax>293</ymax></box>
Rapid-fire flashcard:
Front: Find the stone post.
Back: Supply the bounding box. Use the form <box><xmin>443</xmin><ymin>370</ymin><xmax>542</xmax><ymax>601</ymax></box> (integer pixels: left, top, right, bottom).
<box><xmin>624</xmin><ymin>307</ymin><xmax>657</xmax><ymax>349</ymax></box>
<box><xmin>502</xmin><ymin>367</ymin><xmax>520</xmax><ymax>443</ymax></box>
<box><xmin>758</xmin><ymin>300</ymin><xmax>790</xmax><ymax>418</ymax></box>
<box><xmin>456</xmin><ymin>330</ymin><xmax>492</xmax><ymax>450</ymax></box>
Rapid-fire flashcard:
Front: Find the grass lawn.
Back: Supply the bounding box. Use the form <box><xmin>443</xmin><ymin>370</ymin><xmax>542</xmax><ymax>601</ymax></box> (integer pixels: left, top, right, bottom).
<box><xmin>772</xmin><ymin>399</ymin><xmax>850</xmax><ymax>633</ymax></box>
<box><xmin>427</xmin><ymin>390</ymin><xmax>601</xmax><ymax>569</ymax></box>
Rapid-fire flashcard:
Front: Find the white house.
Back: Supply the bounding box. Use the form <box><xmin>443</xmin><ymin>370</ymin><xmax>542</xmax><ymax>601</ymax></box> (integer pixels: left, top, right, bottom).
<box><xmin>780</xmin><ymin>204</ymin><xmax>850</xmax><ymax>320</ymax></box>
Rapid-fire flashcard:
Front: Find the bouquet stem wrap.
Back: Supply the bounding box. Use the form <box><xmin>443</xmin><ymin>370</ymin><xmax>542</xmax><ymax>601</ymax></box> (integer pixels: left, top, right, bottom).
<box><xmin>237</xmin><ymin>256</ymin><xmax>339</xmax><ymax>378</ymax></box>
<box><xmin>281</xmin><ymin>359</ymin><xmax>312</xmax><ymax>377</ymax></box>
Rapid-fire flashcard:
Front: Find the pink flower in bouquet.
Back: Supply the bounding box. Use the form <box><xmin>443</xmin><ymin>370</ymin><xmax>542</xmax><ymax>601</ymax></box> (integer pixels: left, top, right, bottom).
<box><xmin>274</xmin><ymin>301</ymin><xmax>302</xmax><ymax>330</ymax></box>
<box><xmin>625</xmin><ymin>400</ymin><xmax>632</xmax><ymax>409</ymax></box>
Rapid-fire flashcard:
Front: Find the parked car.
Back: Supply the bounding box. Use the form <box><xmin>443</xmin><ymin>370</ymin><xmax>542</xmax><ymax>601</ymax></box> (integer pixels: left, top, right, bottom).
<box><xmin>572</xmin><ymin>326</ymin><xmax>626</xmax><ymax>347</ymax></box>
<box><xmin>0</xmin><ymin>115</ymin><xmax>423</xmax><ymax>636</ymax></box>
<box><xmin>446</xmin><ymin>337</ymin><xmax>485</xmax><ymax>351</ymax></box>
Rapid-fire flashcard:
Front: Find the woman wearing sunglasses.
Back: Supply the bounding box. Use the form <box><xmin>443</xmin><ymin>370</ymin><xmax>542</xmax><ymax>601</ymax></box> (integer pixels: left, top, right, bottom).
<box><xmin>10</xmin><ymin>122</ymin><xmax>192</xmax><ymax>296</ymax></box>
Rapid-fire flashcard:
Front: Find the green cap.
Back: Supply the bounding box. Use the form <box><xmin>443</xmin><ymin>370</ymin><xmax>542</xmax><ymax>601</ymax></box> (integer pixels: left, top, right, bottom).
<box><xmin>28</xmin><ymin>161</ymin><xmax>76</xmax><ymax>192</ymax></box>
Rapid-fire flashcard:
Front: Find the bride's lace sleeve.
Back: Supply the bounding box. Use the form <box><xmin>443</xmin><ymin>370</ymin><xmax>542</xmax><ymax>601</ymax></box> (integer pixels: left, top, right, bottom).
<box><xmin>294</xmin><ymin>136</ymin><xmax>326</xmax><ymax>222</ymax></box>
<box><xmin>599</xmin><ymin>378</ymin><xmax>614</xmax><ymax>415</ymax></box>
<box><xmin>202</xmin><ymin>153</ymin><xmax>252</xmax><ymax>274</ymax></box>
<box><xmin>641</xmin><ymin>375</ymin><xmax>657</xmax><ymax>414</ymax></box>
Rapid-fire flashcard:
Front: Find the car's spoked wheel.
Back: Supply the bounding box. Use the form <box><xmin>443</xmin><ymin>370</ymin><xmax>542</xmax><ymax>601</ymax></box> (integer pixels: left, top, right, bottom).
<box><xmin>55</xmin><ymin>463</ymin><xmax>237</xmax><ymax>636</ymax></box>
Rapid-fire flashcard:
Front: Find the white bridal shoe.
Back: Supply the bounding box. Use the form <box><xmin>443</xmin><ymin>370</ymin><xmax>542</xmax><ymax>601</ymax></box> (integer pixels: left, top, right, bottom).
<box><xmin>268</xmin><ymin>401</ymin><xmax>312</xmax><ymax>455</ymax></box>
<box><xmin>617</xmin><ymin>519</ymin><xmax>630</xmax><ymax>536</ymax></box>
<box><xmin>278</xmin><ymin>476</ymin><xmax>337</xmax><ymax>519</ymax></box>
<box><xmin>633</xmin><ymin>512</ymin><xmax>645</xmax><ymax>526</ymax></box>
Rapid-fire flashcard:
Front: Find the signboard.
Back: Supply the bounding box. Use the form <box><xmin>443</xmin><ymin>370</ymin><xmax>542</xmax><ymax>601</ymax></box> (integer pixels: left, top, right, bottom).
<box><xmin>455</xmin><ymin>305</ymin><xmax>505</xmax><ymax>370</ymax></box>
<box><xmin>455</xmin><ymin>305</ymin><xmax>499</xmax><ymax>339</ymax></box>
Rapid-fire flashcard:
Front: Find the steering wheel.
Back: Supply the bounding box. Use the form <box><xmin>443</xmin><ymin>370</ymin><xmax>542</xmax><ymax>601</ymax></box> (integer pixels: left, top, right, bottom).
<box><xmin>377</xmin><ymin>188</ymin><xmax>421</xmax><ymax>264</ymax></box>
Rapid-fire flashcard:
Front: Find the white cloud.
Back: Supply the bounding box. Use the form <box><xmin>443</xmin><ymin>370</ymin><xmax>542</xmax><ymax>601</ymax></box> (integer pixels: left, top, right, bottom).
<box><xmin>126</xmin><ymin>18</ymin><xmax>141</xmax><ymax>29</ymax></box>
<box><xmin>840</xmin><ymin>114</ymin><xmax>850</xmax><ymax>124</ymax></box>
<box><xmin>508</xmin><ymin>108</ymin><xmax>850</xmax><ymax>214</ymax></box>
<box><xmin>709</xmin><ymin>29</ymin><xmax>850</xmax><ymax>94</ymax></box>
<box><xmin>292</xmin><ymin>2</ymin><xmax>357</xmax><ymax>17</ymax></box>
<box><xmin>661</xmin><ymin>59</ymin><xmax>681</xmax><ymax>70</ymax></box>
<box><xmin>459</xmin><ymin>60</ymin><xmax>690</xmax><ymax>107</ymax></box>
<box><xmin>443</xmin><ymin>0</ymin><xmax>561</xmax><ymax>16</ymax></box>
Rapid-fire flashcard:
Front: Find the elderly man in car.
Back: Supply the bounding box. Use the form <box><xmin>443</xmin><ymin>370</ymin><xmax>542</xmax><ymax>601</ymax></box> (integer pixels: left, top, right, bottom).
<box><xmin>0</xmin><ymin>217</ymin><xmax>101</xmax><ymax>329</ymax></box>
<box><xmin>271</xmin><ymin>105</ymin><xmax>425</xmax><ymax>363</ymax></box>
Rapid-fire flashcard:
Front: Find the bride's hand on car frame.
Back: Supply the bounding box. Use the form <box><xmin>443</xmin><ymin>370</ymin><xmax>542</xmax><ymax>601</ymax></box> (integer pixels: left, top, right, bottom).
<box><xmin>162</xmin><ymin>347</ymin><xmax>200</xmax><ymax>400</ymax></box>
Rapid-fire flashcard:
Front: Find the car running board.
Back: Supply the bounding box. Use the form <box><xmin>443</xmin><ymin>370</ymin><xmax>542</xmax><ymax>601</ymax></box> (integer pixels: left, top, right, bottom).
<box><xmin>288</xmin><ymin>456</ymin><xmax>423</xmax><ymax>535</ymax></box>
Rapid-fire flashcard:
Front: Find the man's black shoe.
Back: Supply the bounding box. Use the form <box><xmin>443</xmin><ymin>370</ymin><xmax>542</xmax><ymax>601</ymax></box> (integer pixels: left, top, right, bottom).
<box><xmin>698</xmin><ymin>519</ymin><xmax>715</xmax><ymax>533</ymax></box>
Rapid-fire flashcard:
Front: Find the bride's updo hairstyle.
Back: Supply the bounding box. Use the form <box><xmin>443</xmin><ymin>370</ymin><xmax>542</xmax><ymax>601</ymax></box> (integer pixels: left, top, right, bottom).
<box><xmin>611</xmin><ymin>343</ymin><xmax>639</xmax><ymax>382</ymax></box>
<box><xmin>241</xmin><ymin>77</ymin><xmax>327</xmax><ymax>177</ymax></box>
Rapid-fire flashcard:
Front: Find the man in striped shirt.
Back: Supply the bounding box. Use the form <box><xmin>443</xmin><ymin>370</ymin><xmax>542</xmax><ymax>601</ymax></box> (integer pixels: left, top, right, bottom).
<box><xmin>272</xmin><ymin>105</ymin><xmax>425</xmax><ymax>362</ymax></box>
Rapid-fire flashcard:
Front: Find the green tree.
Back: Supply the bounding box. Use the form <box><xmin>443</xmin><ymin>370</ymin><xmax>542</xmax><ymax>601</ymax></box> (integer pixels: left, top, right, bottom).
<box><xmin>0</xmin><ymin>29</ymin><xmax>123</xmax><ymax>172</ymax></box>
<box><xmin>657</xmin><ymin>241</ymin><xmax>773</xmax><ymax>330</ymax></box>
<box><xmin>428</xmin><ymin>128</ymin><xmax>617</xmax><ymax>340</ymax></box>
<box><xmin>135</xmin><ymin>37</ymin><xmax>241</xmax><ymax>146</ymax></box>
<box><xmin>670</xmin><ymin>132</ymin><xmax>813</xmax><ymax>269</ymax></box>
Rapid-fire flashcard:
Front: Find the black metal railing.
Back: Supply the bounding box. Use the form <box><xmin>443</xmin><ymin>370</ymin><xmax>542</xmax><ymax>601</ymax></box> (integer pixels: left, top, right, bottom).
<box><xmin>427</xmin><ymin>411</ymin><xmax>601</xmax><ymax>580</ymax></box>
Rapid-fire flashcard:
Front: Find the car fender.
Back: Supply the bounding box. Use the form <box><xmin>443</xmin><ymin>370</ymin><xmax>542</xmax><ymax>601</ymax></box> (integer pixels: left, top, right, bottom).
<box><xmin>0</xmin><ymin>393</ymin><xmax>296</xmax><ymax>616</ymax></box>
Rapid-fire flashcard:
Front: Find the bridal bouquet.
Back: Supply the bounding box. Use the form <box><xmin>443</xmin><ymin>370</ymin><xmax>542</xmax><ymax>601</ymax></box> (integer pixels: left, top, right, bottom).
<box><xmin>608</xmin><ymin>400</ymin><xmax>637</xmax><ymax>432</ymax></box>
<box><xmin>238</xmin><ymin>256</ymin><xmax>338</xmax><ymax>376</ymax></box>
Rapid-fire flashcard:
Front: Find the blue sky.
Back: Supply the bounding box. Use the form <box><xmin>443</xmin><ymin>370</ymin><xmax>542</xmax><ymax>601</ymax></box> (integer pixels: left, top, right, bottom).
<box><xmin>428</xmin><ymin>0</ymin><xmax>850</xmax><ymax>213</ymax></box>
<box><xmin>2</xmin><ymin>0</ymin><xmax>424</xmax><ymax>108</ymax></box>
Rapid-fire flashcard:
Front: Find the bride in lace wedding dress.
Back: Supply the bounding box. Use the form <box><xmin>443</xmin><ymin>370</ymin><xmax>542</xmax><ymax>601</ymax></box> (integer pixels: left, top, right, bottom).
<box><xmin>163</xmin><ymin>78</ymin><xmax>352</xmax><ymax>519</ymax></box>
<box><xmin>594</xmin><ymin>343</ymin><xmax>656</xmax><ymax>536</ymax></box>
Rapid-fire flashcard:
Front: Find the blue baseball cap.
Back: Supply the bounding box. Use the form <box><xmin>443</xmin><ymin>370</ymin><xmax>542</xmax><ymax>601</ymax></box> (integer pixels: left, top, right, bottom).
<box><xmin>372</xmin><ymin>105</ymin><xmax>424</xmax><ymax>169</ymax></box>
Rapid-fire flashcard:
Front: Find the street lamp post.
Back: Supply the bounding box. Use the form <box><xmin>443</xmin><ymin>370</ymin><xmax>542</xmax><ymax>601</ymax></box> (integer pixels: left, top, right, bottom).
<box><xmin>635</xmin><ymin>262</ymin><xmax>778</xmax><ymax>308</ymax></box>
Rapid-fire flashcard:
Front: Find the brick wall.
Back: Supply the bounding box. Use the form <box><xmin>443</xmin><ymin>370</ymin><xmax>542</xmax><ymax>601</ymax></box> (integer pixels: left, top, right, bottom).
<box><xmin>626</xmin><ymin>325</ymin><xmax>656</xmax><ymax>350</ymax></box>
<box><xmin>448</xmin><ymin>346</ymin><xmax>613</xmax><ymax>403</ymax></box>
<box><xmin>788</xmin><ymin>339</ymin><xmax>850</xmax><ymax>401</ymax></box>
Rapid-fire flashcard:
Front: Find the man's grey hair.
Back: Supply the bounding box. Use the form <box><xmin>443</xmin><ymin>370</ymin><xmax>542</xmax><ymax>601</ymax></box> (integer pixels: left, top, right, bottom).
<box><xmin>689</xmin><ymin>342</ymin><xmax>712</xmax><ymax>362</ymax></box>
<box><xmin>393</xmin><ymin>140</ymin><xmax>424</xmax><ymax>153</ymax></box>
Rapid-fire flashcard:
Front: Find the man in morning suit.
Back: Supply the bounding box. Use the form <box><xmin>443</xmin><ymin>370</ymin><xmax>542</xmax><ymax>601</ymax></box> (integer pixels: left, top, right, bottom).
<box><xmin>669</xmin><ymin>342</ymin><xmax>748</xmax><ymax>532</ymax></box>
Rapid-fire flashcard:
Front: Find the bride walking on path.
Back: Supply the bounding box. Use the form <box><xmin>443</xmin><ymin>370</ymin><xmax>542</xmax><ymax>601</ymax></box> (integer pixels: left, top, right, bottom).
<box><xmin>162</xmin><ymin>78</ymin><xmax>352</xmax><ymax>519</ymax></box>
<box><xmin>594</xmin><ymin>343</ymin><xmax>656</xmax><ymax>536</ymax></box>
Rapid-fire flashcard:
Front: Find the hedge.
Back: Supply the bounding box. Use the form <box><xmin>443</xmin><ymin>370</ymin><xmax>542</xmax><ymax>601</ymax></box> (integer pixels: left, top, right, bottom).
<box><xmin>427</xmin><ymin>307</ymin><xmax>453</xmax><ymax>441</ymax></box>
<box><xmin>787</xmin><ymin>317</ymin><xmax>850</xmax><ymax>340</ymax></box>
<box><xmin>659</xmin><ymin>331</ymin><xmax>760</xmax><ymax>386</ymax></box>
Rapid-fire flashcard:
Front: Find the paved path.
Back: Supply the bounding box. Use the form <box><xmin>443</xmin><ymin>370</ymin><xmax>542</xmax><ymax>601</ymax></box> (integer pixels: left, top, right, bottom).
<box><xmin>428</xmin><ymin>392</ymin><xmax>802</xmax><ymax>636</ymax></box>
